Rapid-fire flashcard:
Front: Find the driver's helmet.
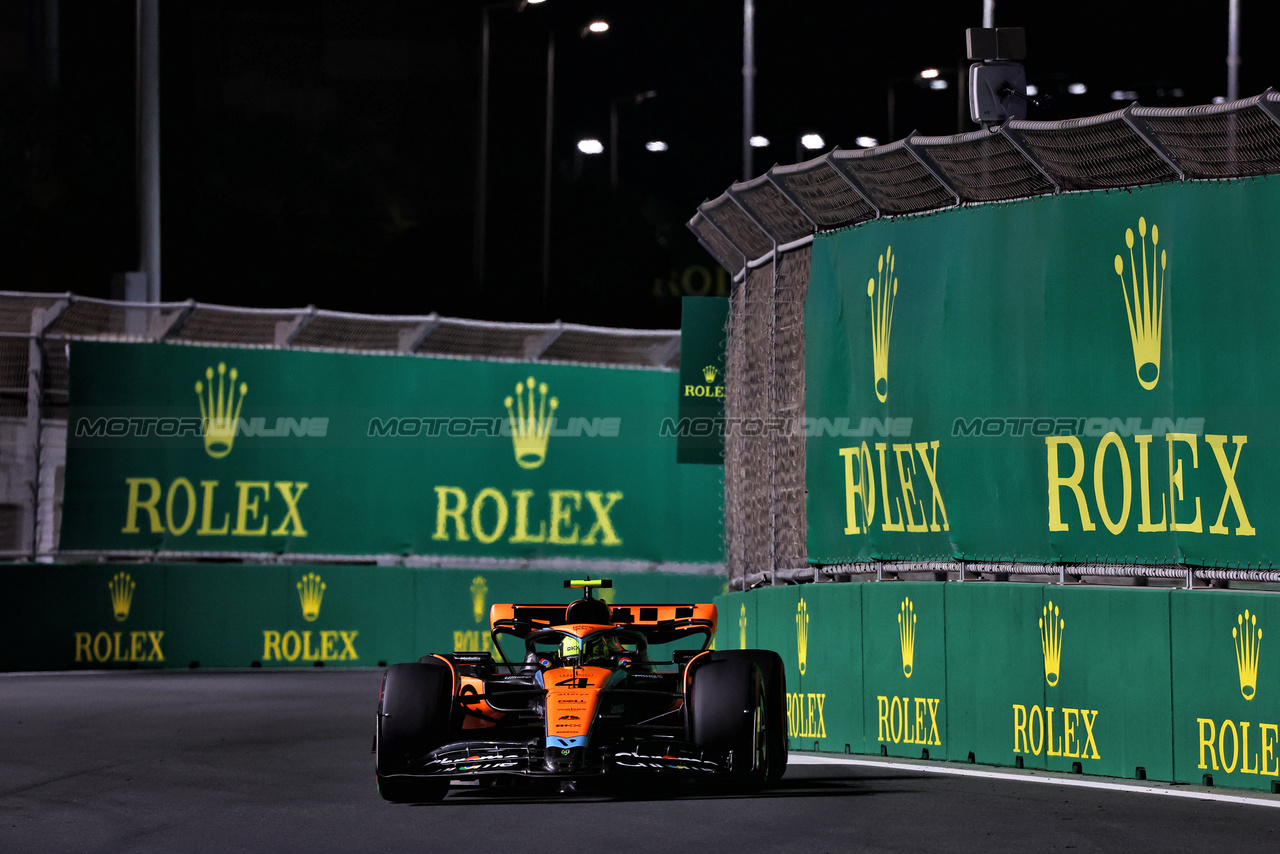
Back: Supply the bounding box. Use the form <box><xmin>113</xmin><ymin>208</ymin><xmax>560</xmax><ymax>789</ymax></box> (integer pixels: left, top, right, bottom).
<box><xmin>559</xmin><ymin>635</ymin><xmax>581</xmax><ymax>664</ymax></box>
<box><xmin>583</xmin><ymin>636</ymin><xmax>611</xmax><ymax>664</ymax></box>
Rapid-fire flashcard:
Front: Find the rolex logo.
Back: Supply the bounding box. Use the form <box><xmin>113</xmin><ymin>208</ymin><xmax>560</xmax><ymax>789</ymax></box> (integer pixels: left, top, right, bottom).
<box><xmin>898</xmin><ymin>597</ymin><xmax>916</xmax><ymax>678</ymax></box>
<box><xmin>297</xmin><ymin>572</ymin><xmax>326</xmax><ymax>622</ymax></box>
<box><xmin>109</xmin><ymin>571</ymin><xmax>135</xmax><ymax>622</ymax></box>
<box><xmin>739</xmin><ymin>603</ymin><xmax>748</xmax><ymax>650</ymax></box>
<box><xmin>1113</xmin><ymin>217</ymin><xmax>1167</xmax><ymax>390</ymax></box>
<box><xmin>796</xmin><ymin>598</ymin><xmax>809</xmax><ymax>676</ymax></box>
<box><xmin>195</xmin><ymin>362</ymin><xmax>248</xmax><ymax>459</ymax></box>
<box><xmin>470</xmin><ymin>575</ymin><xmax>488</xmax><ymax>624</ymax></box>
<box><xmin>702</xmin><ymin>365</ymin><xmax>718</xmax><ymax>383</ymax></box>
<box><xmin>867</xmin><ymin>246</ymin><xmax>898</xmax><ymax>403</ymax></box>
<box><xmin>504</xmin><ymin>376</ymin><xmax>557</xmax><ymax>470</ymax></box>
<box><xmin>1039</xmin><ymin>601</ymin><xmax>1064</xmax><ymax>687</ymax></box>
<box><xmin>1233</xmin><ymin>609</ymin><xmax>1262</xmax><ymax>701</ymax></box>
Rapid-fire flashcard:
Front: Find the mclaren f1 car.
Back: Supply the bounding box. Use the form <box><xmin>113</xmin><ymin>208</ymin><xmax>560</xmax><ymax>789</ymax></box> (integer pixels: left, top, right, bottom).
<box><xmin>374</xmin><ymin>579</ymin><xmax>786</xmax><ymax>802</ymax></box>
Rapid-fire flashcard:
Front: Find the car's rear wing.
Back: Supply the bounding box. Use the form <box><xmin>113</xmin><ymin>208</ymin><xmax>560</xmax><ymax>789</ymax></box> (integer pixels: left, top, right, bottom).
<box><xmin>490</xmin><ymin>603</ymin><xmax>717</xmax><ymax>638</ymax></box>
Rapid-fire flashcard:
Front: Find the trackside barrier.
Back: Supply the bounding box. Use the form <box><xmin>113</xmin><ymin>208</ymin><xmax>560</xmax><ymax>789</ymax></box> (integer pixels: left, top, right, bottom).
<box><xmin>60</xmin><ymin>341</ymin><xmax>724</xmax><ymax>564</ymax></box>
<box><xmin>0</xmin><ymin>294</ymin><xmax>685</xmax><ymax>561</ymax></box>
<box><xmin>696</xmin><ymin>91</ymin><xmax>1280</xmax><ymax>591</ymax></box>
<box><xmin>0</xmin><ymin>564</ymin><xmax>724</xmax><ymax>672</ymax></box>
<box><xmin>717</xmin><ymin>582</ymin><xmax>1280</xmax><ymax>793</ymax></box>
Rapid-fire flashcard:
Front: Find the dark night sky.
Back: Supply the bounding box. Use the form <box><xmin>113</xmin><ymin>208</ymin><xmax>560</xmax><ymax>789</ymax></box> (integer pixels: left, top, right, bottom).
<box><xmin>1</xmin><ymin>1</ymin><xmax>1275</xmax><ymax>329</ymax></box>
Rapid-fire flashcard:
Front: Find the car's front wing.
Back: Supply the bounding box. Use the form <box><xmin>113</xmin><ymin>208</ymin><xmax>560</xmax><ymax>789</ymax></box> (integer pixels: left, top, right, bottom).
<box><xmin>395</xmin><ymin>738</ymin><xmax>728</xmax><ymax>781</ymax></box>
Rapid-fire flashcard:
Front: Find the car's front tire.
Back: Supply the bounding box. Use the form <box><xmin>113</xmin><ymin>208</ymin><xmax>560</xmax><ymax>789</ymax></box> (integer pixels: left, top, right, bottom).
<box><xmin>737</xmin><ymin>650</ymin><xmax>788</xmax><ymax>783</ymax></box>
<box><xmin>375</xmin><ymin>661</ymin><xmax>453</xmax><ymax>803</ymax></box>
<box><xmin>688</xmin><ymin>654</ymin><xmax>768</xmax><ymax>792</ymax></box>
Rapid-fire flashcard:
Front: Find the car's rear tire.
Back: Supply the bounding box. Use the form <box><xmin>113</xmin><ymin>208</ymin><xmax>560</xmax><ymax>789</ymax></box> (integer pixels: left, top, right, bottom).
<box><xmin>688</xmin><ymin>655</ymin><xmax>767</xmax><ymax>792</ymax></box>
<box><xmin>738</xmin><ymin>650</ymin><xmax>788</xmax><ymax>784</ymax></box>
<box><xmin>375</xmin><ymin>661</ymin><xmax>453</xmax><ymax>803</ymax></box>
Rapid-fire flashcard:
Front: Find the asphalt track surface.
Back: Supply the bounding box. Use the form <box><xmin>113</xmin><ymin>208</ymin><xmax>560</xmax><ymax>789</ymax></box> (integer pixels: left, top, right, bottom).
<box><xmin>4</xmin><ymin>670</ymin><xmax>1280</xmax><ymax>854</ymax></box>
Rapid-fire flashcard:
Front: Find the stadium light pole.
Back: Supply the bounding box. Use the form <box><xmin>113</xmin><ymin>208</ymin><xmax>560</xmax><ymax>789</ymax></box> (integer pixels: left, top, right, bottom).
<box><xmin>796</xmin><ymin>132</ymin><xmax>825</xmax><ymax>163</ymax></box>
<box><xmin>541</xmin><ymin>19</ymin><xmax>609</xmax><ymax>310</ymax></box>
<box><xmin>743</xmin><ymin>0</ymin><xmax>755</xmax><ymax>181</ymax></box>
<box><xmin>1227</xmin><ymin>0</ymin><xmax>1239</xmax><ymax>102</ymax></box>
<box><xmin>477</xmin><ymin>1</ymin><xmax>546</xmax><ymax>295</ymax></box>
<box><xmin>136</xmin><ymin>0</ymin><xmax>160</xmax><ymax>302</ymax></box>
<box><xmin>610</xmin><ymin>90</ymin><xmax>657</xmax><ymax>189</ymax></box>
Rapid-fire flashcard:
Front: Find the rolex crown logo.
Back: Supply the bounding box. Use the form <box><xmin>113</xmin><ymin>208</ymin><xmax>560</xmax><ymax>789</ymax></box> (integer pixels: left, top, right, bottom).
<box><xmin>109</xmin><ymin>571</ymin><xmax>136</xmax><ymax>622</ymax></box>
<box><xmin>739</xmin><ymin>603</ymin><xmax>748</xmax><ymax>650</ymax></box>
<box><xmin>898</xmin><ymin>596</ymin><xmax>916</xmax><ymax>678</ymax></box>
<box><xmin>1113</xmin><ymin>217</ymin><xmax>1167</xmax><ymax>390</ymax></box>
<box><xmin>1233</xmin><ymin>609</ymin><xmax>1262</xmax><ymax>701</ymax></box>
<box><xmin>297</xmin><ymin>572</ymin><xmax>326</xmax><ymax>622</ymax></box>
<box><xmin>195</xmin><ymin>362</ymin><xmax>248</xmax><ymax>459</ymax></box>
<box><xmin>504</xmin><ymin>376</ymin><xmax>558</xmax><ymax>470</ymax></box>
<box><xmin>470</xmin><ymin>575</ymin><xmax>489</xmax><ymax>624</ymax></box>
<box><xmin>702</xmin><ymin>365</ymin><xmax>718</xmax><ymax>383</ymax></box>
<box><xmin>867</xmin><ymin>246</ymin><xmax>898</xmax><ymax>403</ymax></box>
<box><xmin>796</xmin><ymin>598</ymin><xmax>809</xmax><ymax>676</ymax></box>
<box><xmin>1039</xmin><ymin>601</ymin><xmax>1064</xmax><ymax>687</ymax></box>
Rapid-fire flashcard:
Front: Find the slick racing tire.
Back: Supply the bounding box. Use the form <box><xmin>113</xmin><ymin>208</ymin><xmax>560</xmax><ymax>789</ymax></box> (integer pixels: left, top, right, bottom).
<box><xmin>689</xmin><ymin>655</ymin><xmax>768</xmax><ymax>792</ymax></box>
<box><xmin>738</xmin><ymin>650</ymin><xmax>788</xmax><ymax>784</ymax></box>
<box><xmin>375</xmin><ymin>661</ymin><xmax>453</xmax><ymax>803</ymax></box>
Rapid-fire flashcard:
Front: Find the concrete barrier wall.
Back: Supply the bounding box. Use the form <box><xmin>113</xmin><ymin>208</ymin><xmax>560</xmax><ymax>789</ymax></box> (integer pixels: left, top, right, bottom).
<box><xmin>717</xmin><ymin>582</ymin><xmax>1280</xmax><ymax>793</ymax></box>
<box><xmin>0</xmin><ymin>564</ymin><xmax>724</xmax><ymax>672</ymax></box>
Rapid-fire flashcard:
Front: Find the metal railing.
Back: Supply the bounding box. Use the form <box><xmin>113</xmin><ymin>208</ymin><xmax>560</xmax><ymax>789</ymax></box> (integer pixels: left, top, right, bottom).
<box><xmin>693</xmin><ymin>91</ymin><xmax>1280</xmax><ymax>590</ymax></box>
<box><xmin>690</xmin><ymin>90</ymin><xmax>1280</xmax><ymax>275</ymax></box>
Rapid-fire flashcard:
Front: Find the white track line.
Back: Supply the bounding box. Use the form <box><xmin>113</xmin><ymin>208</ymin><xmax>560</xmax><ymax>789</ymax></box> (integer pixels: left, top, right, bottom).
<box><xmin>789</xmin><ymin>753</ymin><xmax>1280</xmax><ymax>809</ymax></box>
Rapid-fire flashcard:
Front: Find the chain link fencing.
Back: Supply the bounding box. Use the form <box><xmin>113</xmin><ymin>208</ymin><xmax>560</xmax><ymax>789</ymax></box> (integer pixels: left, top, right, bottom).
<box><xmin>692</xmin><ymin>90</ymin><xmax>1280</xmax><ymax>590</ymax></box>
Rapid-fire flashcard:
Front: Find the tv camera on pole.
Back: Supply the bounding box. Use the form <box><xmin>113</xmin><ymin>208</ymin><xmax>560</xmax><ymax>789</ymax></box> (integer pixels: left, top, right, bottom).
<box><xmin>967</xmin><ymin>27</ymin><xmax>1041</xmax><ymax>127</ymax></box>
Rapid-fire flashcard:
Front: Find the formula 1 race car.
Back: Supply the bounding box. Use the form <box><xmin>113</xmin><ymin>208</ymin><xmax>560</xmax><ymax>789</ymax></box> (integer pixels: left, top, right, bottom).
<box><xmin>374</xmin><ymin>579</ymin><xmax>786</xmax><ymax>802</ymax></box>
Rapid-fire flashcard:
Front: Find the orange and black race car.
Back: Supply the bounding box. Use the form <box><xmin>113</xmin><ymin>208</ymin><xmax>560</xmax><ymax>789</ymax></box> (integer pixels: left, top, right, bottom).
<box><xmin>374</xmin><ymin>579</ymin><xmax>786</xmax><ymax>802</ymax></box>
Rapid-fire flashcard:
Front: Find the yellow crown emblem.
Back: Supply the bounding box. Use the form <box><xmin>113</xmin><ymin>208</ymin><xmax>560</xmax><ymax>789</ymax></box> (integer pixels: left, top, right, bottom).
<box><xmin>1113</xmin><ymin>217</ymin><xmax>1167</xmax><ymax>390</ymax></box>
<box><xmin>796</xmin><ymin>598</ymin><xmax>809</xmax><ymax>675</ymax></box>
<box><xmin>702</xmin><ymin>365</ymin><xmax>718</xmax><ymax>383</ymax></box>
<box><xmin>1233</xmin><ymin>609</ymin><xmax>1262</xmax><ymax>701</ymax></box>
<box><xmin>898</xmin><ymin>596</ymin><xmax>916</xmax><ymax>678</ymax></box>
<box><xmin>195</xmin><ymin>363</ymin><xmax>248</xmax><ymax>459</ymax></box>
<box><xmin>739</xmin><ymin>603</ymin><xmax>748</xmax><ymax>650</ymax></box>
<box><xmin>109</xmin><ymin>571</ymin><xmax>135</xmax><ymax>622</ymax></box>
<box><xmin>470</xmin><ymin>575</ymin><xmax>488</xmax><ymax>624</ymax></box>
<box><xmin>867</xmin><ymin>246</ymin><xmax>898</xmax><ymax>403</ymax></box>
<box><xmin>1039</xmin><ymin>601</ymin><xmax>1064</xmax><ymax>687</ymax></box>
<box><xmin>297</xmin><ymin>572</ymin><xmax>326</xmax><ymax>622</ymax></box>
<box><xmin>504</xmin><ymin>376</ymin><xmax>558</xmax><ymax>470</ymax></box>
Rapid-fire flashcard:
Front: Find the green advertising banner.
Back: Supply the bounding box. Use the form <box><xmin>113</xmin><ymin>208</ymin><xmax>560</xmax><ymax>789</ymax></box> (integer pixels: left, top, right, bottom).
<box><xmin>807</xmin><ymin>179</ymin><xmax>1280</xmax><ymax>567</ymax></box>
<box><xmin>1171</xmin><ymin>590</ymin><xmax>1280</xmax><ymax>791</ymax></box>
<box><xmin>0</xmin><ymin>564</ymin><xmax>725</xmax><ymax>672</ymax></box>
<box><xmin>795</xmin><ymin>582</ymin><xmax>864</xmax><ymax>754</ymax></box>
<box><xmin>714</xmin><ymin>590</ymin><xmax>757</xmax><ymax>653</ymax></box>
<box><xmin>61</xmin><ymin>342</ymin><xmax>723</xmax><ymax>562</ymax></box>
<box><xmin>676</xmin><ymin>296</ymin><xmax>729</xmax><ymax>465</ymax></box>
<box><xmin>1027</xmin><ymin>586</ymin><xmax>1173</xmax><ymax>780</ymax></box>
<box><xmin>737</xmin><ymin>580</ymin><xmax>1268</xmax><ymax>788</ymax></box>
<box><xmin>862</xmin><ymin>582</ymin><xmax>947</xmax><ymax>759</ymax></box>
<box><xmin>944</xmin><ymin>583</ymin><xmax>1046</xmax><ymax>767</ymax></box>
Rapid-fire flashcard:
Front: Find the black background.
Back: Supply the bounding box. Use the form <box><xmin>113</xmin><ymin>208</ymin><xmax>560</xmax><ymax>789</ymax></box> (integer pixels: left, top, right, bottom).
<box><xmin>1</xmin><ymin>1</ymin><xmax>1275</xmax><ymax>328</ymax></box>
